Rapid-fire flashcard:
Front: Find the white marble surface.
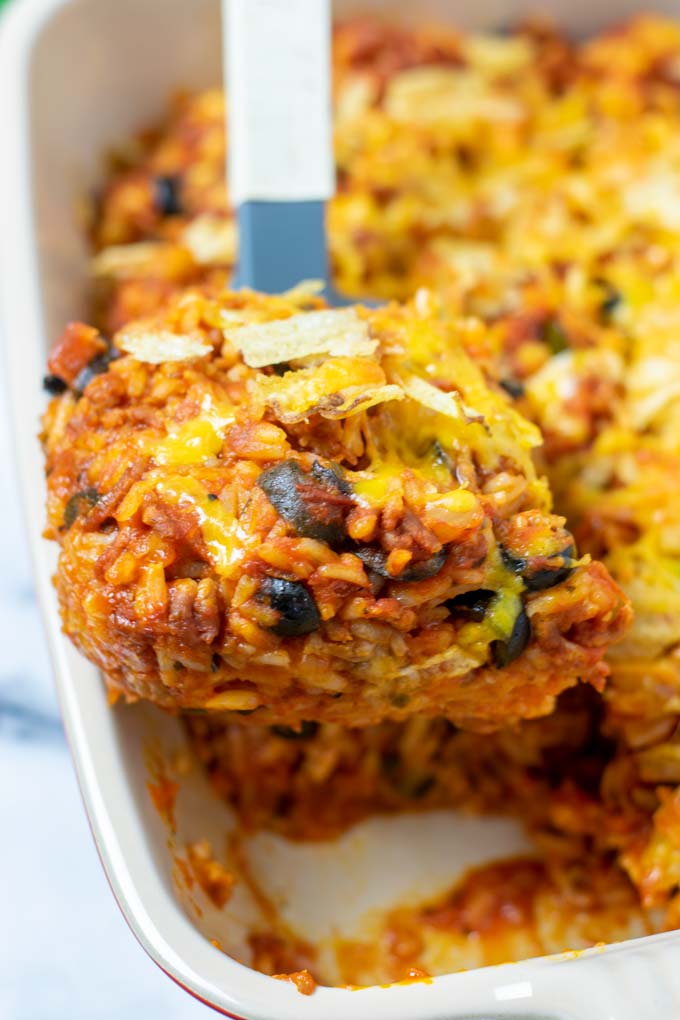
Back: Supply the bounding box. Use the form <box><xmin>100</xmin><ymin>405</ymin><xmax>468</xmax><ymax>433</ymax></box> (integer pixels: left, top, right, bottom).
<box><xmin>0</xmin><ymin>384</ymin><xmax>208</xmax><ymax>1018</ymax></box>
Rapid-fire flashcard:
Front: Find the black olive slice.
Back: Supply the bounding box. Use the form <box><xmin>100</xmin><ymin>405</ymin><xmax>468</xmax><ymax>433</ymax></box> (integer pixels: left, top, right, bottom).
<box><xmin>261</xmin><ymin>577</ymin><xmax>321</xmax><ymax>637</ymax></box>
<box><xmin>43</xmin><ymin>374</ymin><xmax>68</xmax><ymax>395</ymax></box>
<box><xmin>63</xmin><ymin>488</ymin><xmax>100</xmax><ymax>529</ymax></box>
<box><xmin>499</xmin><ymin>378</ymin><xmax>525</xmax><ymax>399</ymax></box>
<box><xmin>153</xmin><ymin>174</ymin><xmax>183</xmax><ymax>217</ymax></box>
<box><xmin>74</xmin><ymin>347</ymin><xmax>119</xmax><ymax>395</ymax></box>
<box><xmin>524</xmin><ymin>562</ymin><xmax>575</xmax><ymax>591</ymax></box>
<box><xmin>492</xmin><ymin>606</ymin><xmax>531</xmax><ymax>667</ymax></box>
<box><xmin>446</xmin><ymin>588</ymin><xmax>496</xmax><ymax>622</ymax></box>
<box><xmin>257</xmin><ymin>460</ymin><xmax>352</xmax><ymax>546</ymax></box>
<box><xmin>310</xmin><ymin>459</ymin><xmax>352</xmax><ymax>496</ymax></box>
<box><xmin>502</xmin><ymin>544</ymin><xmax>575</xmax><ymax>591</ymax></box>
<box><xmin>355</xmin><ymin>546</ymin><xmax>446</xmax><ymax>582</ymax></box>
<box><xmin>501</xmin><ymin>547</ymin><xmax>527</xmax><ymax>575</ymax></box>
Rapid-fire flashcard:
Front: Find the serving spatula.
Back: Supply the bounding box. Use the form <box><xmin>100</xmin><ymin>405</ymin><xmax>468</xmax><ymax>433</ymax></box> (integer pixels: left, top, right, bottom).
<box><xmin>224</xmin><ymin>0</ymin><xmax>342</xmax><ymax>299</ymax></box>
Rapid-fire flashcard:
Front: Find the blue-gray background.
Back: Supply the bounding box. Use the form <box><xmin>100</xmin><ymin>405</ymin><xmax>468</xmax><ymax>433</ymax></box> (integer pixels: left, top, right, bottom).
<box><xmin>0</xmin><ymin>383</ymin><xmax>208</xmax><ymax>1017</ymax></box>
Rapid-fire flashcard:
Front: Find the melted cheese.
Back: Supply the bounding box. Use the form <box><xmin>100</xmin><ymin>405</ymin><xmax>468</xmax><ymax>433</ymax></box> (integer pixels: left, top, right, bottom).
<box><xmin>351</xmin><ymin>453</ymin><xmax>407</xmax><ymax>505</ymax></box>
<box><xmin>349</xmin><ymin>408</ymin><xmax>455</xmax><ymax>507</ymax></box>
<box><xmin>155</xmin><ymin>475</ymin><xmax>244</xmax><ymax>576</ymax></box>
<box><xmin>152</xmin><ymin>396</ymin><xmax>235</xmax><ymax>467</ymax></box>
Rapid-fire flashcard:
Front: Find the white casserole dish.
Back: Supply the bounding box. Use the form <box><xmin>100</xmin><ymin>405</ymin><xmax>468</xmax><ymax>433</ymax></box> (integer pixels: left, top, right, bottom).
<box><xmin>2</xmin><ymin>0</ymin><xmax>680</xmax><ymax>1016</ymax></box>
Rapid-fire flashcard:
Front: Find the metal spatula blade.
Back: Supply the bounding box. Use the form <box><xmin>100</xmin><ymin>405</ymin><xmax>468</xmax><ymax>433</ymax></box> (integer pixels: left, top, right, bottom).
<box><xmin>225</xmin><ymin>0</ymin><xmax>346</xmax><ymax>300</ymax></box>
<box><xmin>234</xmin><ymin>200</ymin><xmax>329</xmax><ymax>295</ymax></box>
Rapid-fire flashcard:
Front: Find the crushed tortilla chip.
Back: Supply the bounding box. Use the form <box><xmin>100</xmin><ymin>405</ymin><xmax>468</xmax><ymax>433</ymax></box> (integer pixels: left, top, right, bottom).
<box><xmin>92</xmin><ymin>241</ymin><xmax>193</xmax><ymax>280</ymax></box>
<box><xmin>253</xmin><ymin>357</ymin><xmax>403</xmax><ymax>423</ymax></box>
<box><xmin>281</xmin><ymin>279</ymin><xmax>326</xmax><ymax>300</ymax></box>
<box><xmin>401</xmin><ymin>374</ymin><xmax>470</xmax><ymax>423</ymax></box>
<box><xmin>117</xmin><ymin>323</ymin><xmax>212</xmax><ymax>363</ymax></box>
<box><xmin>227</xmin><ymin>307</ymin><xmax>376</xmax><ymax>368</ymax></box>
<box><xmin>182</xmin><ymin>214</ymin><xmax>238</xmax><ymax>266</ymax></box>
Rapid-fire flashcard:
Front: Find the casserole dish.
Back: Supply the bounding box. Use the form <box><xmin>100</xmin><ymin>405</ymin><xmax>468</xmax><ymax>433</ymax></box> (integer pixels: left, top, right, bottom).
<box><xmin>1</xmin><ymin>0</ymin><xmax>680</xmax><ymax>1016</ymax></box>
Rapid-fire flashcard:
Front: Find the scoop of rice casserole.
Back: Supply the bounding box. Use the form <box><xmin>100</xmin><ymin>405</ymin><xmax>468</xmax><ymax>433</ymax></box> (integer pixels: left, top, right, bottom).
<box><xmin>42</xmin><ymin>285</ymin><xmax>629</xmax><ymax>728</ymax></box>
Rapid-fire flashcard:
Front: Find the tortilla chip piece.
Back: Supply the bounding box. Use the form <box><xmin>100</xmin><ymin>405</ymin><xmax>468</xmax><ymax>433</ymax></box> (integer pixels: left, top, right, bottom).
<box><xmin>280</xmin><ymin>280</ymin><xmax>326</xmax><ymax>301</ymax></box>
<box><xmin>92</xmin><ymin>241</ymin><xmax>194</xmax><ymax>280</ymax></box>
<box><xmin>182</xmin><ymin>214</ymin><xmax>237</xmax><ymax>266</ymax></box>
<box><xmin>117</xmin><ymin>324</ymin><xmax>212</xmax><ymax>364</ymax></box>
<box><xmin>401</xmin><ymin>374</ymin><xmax>470</xmax><ymax>423</ymax></box>
<box><xmin>228</xmin><ymin>308</ymin><xmax>376</xmax><ymax>368</ymax></box>
<box><xmin>254</xmin><ymin>357</ymin><xmax>403</xmax><ymax>423</ymax></box>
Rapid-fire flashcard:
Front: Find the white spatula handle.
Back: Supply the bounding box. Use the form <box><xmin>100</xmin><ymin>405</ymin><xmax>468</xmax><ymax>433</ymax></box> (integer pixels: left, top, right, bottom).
<box><xmin>224</xmin><ymin>0</ymin><xmax>334</xmax><ymax>206</ymax></box>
